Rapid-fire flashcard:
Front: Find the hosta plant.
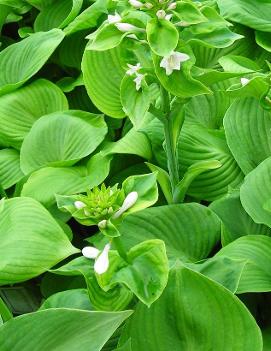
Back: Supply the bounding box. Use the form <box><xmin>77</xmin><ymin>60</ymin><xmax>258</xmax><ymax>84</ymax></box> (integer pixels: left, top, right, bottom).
<box><xmin>1</xmin><ymin>0</ymin><xmax>271</xmax><ymax>350</ymax></box>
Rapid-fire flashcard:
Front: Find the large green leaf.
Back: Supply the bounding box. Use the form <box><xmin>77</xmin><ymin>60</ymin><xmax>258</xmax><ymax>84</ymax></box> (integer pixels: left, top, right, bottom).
<box><xmin>178</xmin><ymin>124</ymin><xmax>244</xmax><ymax>201</ymax></box>
<box><xmin>119</xmin><ymin>203</ymin><xmax>221</xmax><ymax>262</ymax></box>
<box><xmin>240</xmin><ymin>157</ymin><xmax>271</xmax><ymax>227</ymax></box>
<box><xmin>0</xmin><ymin>149</ymin><xmax>23</xmax><ymax>189</ymax></box>
<box><xmin>0</xmin><ymin>308</ymin><xmax>132</xmax><ymax>351</ymax></box>
<box><xmin>0</xmin><ymin>29</ymin><xmax>65</xmax><ymax>96</ymax></box>
<box><xmin>0</xmin><ymin>79</ymin><xmax>68</xmax><ymax>149</ymax></box>
<box><xmin>216</xmin><ymin>235</ymin><xmax>271</xmax><ymax>293</ymax></box>
<box><xmin>120</xmin><ymin>266</ymin><xmax>262</xmax><ymax>350</ymax></box>
<box><xmin>34</xmin><ymin>0</ymin><xmax>83</xmax><ymax>31</ymax></box>
<box><xmin>82</xmin><ymin>45</ymin><xmax>126</xmax><ymax>118</ymax></box>
<box><xmin>224</xmin><ymin>97</ymin><xmax>271</xmax><ymax>175</ymax></box>
<box><xmin>20</xmin><ymin>110</ymin><xmax>107</xmax><ymax>174</ymax></box>
<box><xmin>217</xmin><ymin>0</ymin><xmax>271</xmax><ymax>32</ymax></box>
<box><xmin>0</xmin><ymin>197</ymin><xmax>78</xmax><ymax>285</ymax></box>
<box><xmin>210</xmin><ymin>191</ymin><xmax>271</xmax><ymax>245</ymax></box>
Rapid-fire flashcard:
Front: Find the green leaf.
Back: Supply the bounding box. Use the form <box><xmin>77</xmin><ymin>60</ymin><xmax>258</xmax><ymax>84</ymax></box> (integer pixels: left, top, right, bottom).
<box><xmin>0</xmin><ymin>29</ymin><xmax>65</xmax><ymax>96</ymax></box>
<box><xmin>39</xmin><ymin>289</ymin><xmax>92</xmax><ymax>311</ymax></box>
<box><xmin>64</xmin><ymin>0</ymin><xmax>108</xmax><ymax>35</ymax></box>
<box><xmin>99</xmin><ymin>240</ymin><xmax>169</xmax><ymax>307</ymax></box>
<box><xmin>147</xmin><ymin>18</ymin><xmax>178</xmax><ymax>56</ymax></box>
<box><xmin>224</xmin><ymin>97</ymin><xmax>271</xmax><ymax>175</ymax></box>
<box><xmin>178</xmin><ymin>124</ymin><xmax>244</xmax><ymax>201</ymax></box>
<box><xmin>256</xmin><ymin>31</ymin><xmax>271</xmax><ymax>51</ymax></box>
<box><xmin>52</xmin><ymin>257</ymin><xmax>133</xmax><ymax>311</ymax></box>
<box><xmin>82</xmin><ymin>45</ymin><xmax>126</xmax><ymax>118</ymax></box>
<box><xmin>219</xmin><ymin>55</ymin><xmax>261</xmax><ymax>73</ymax></box>
<box><xmin>119</xmin><ymin>203</ymin><xmax>221</xmax><ymax>262</ymax></box>
<box><xmin>0</xmin><ymin>149</ymin><xmax>23</xmax><ymax>189</ymax></box>
<box><xmin>216</xmin><ymin>235</ymin><xmax>271</xmax><ymax>293</ymax></box>
<box><xmin>20</xmin><ymin>110</ymin><xmax>107</xmax><ymax>174</ymax></box>
<box><xmin>240</xmin><ymin>156</ymin><xmax>271</xmax><ymax>228</ymax></box>
<box><xmin>174</xmin><ymin>1</ymin><xmax>207</xmax><ymax>25</ymax></box>
<box><xmin>0</xmin><ymin>197</ymin><xmax>78</xmax><ymax>285</ymax></box>
<box><xmin>0</xmin><ymin>308</ymin><xmax>132</xmax><ymax>351</ymax></box>
<box><xmin>0</xmin><ymin>79</ymin><xmax>68</xmax><ymax>149</ymax></box>
<box><xmin>21</xmin><ymin>166</ymin><xmax>89</xmax><ymax>207</ymax></box>
<box><xmin>0</xmin><ymin>297</ymin><xmax>12</xmax><ymax>323</ymax></box>
<box><xmin>120</xmin><ymin>266</ymin><xmax>262</xmax><ymax>350</ymax></box>
<box><xmin>146</xmin><ymin>162</ymin><xmax>172</xmax><ymax>204</ymax></box>
<box><xmin>210</xmin><ymin>191</ymin><xmax>271</xmax><ymax>245</ymax></box>
<box><xmin>34</xmin><ymin>0</ymin><xmax>83</xmax><ymax>31</ymax></box>
<box><xmin>217</xmin><ymin>0</ymin><xmax>271</xmax><ymax>32</ymax></box>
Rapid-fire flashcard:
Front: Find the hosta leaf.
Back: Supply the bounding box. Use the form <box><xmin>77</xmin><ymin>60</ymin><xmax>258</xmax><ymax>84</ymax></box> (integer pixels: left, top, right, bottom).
<box><xmin>39</xmin><ymin>289</ymin><xmax>92</xmax><ymax>311</ymax></box>
<box><xmin>52</xmin><ymin>257</ymin><xmax>133</xmax><ymax>311</ymax></box>
<box><xmin>216</xmin><ymin>235</ymin><xmax>271</xmax><ymax>293</ymax></box>
<box><xmin>82</xmin><ymin>45</ymin><xmax>126</xmax><ymax>118</ymax></box>
<box><xmin>21</xmin><ymin>166</ymin><xmax>89</xmax><ymax>207</ymax></box>
<box><xmin>0</xmin><ymin>79</ymin><xmax>68</xmax><ymax>149</ymax></box>
<box><xmin>64</xmin><ymin>0</ymin><xmax>108</xmax><ymax>35</ymax></box>
<box><xmin>0</xmin><ymin>308</ymin><xmax>132</xmax><ymax>351</ymax></box>
<box><xmin>0</xmin><ymin>197</ymin><xmax>78</xmax><ymax>285</ymax></box>
<box><xmin>0</xmin><ymin>29</ymin><xmax>65</xmax><ymax>96</ymax></box>
<box><xmin>217</xmin><ymin>0</ymin><xmax>271</xmax><ymax>32</ymax></box>
<box><xmin>120</xmin><ymin>266</ymin><xmax>262</xmax><ymax>350</ymax></box>
<box><xmin>210</xmin><ymin>191</ymin><xmax>271</xmax><ymax>245</ymax></box>
<box><xmin>0</xmin><ymin>149</ymin><xmax>23</xmax><ymax>189</ymax></box>
<box><xmin>119</xmin><ymin>203</ymin><xmax>221</xmax><ymax>262</ymax></box>
<box><xmin>178</xmin><ymin>124</ymin><xmax>244</xmax><ymax>201</ymax></box>
<box><xmin>240</xmin><ymin>157</ymin><xmax>271</xmax><ymax>227</ymax></box>
<box><xmin>34</xmin><ymin>0</ymin><xmax>83</xmax><ymax>31</ymax></box>
<box><xmin>224</xmin><ymin>97</ymin><xmax>271</xmax><ymax>175</ymax></box>
<box><xmin>20</xmin><ymin>110</ymin><xmax>107</xmax><ymax>174</ymax></box>
<box><xmin>147</xmin><ymin>18</ymin><xmax>178</xmax><ymax>56</ymax></box>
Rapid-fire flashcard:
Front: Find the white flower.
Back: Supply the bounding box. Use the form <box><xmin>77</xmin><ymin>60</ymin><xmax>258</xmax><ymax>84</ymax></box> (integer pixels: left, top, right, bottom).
<box><xmin>129</xmin><ymin>0</ymin><xmax>143</xmax><ymax>8</ymax></box>
<box><xmin>82</xmin><ymin>243</ymin><xmax>111</xmax><ymax>275</ymax></box>
<box><xmin>160</xmin><ymin>51</ymin><xmax>190</xmax><ymax>76</ymax></box>
<box><xmin>176</xmin><ymin>21</ymin><xmax>190</xmax><ymax>27</ymax></box>
<box><xmin>156</xmin><ymin>9</ymin><xmax>166</xmax><ymax>19</ymax></box>
<box><xmin>241</xmin><ymin>77</ymin><xmax>249</xmax><ymax>86</ymax></box>
<box><xmin>168</xmin><ymin>2</ymin><xmax>177</xmax><ymax>10</ymax></box>
<box><xmin>113</xmin><ymin>191</ymin><xmax>138</xmax><ymax>218</ymax></box>
<box><xmin>126</xmin><ymin>63</ymin><xmax>141</xmax><ymax>76</ymax></box>
<box><xmin>115</xmin><ymin>22</ymin><xmax>139</xmax><ymax>32</ymax></box>
<box><xmin>108</xmin><ymin>12</ymin><xmax>121</xmax><ymax>24</ymax></box>
<box><xmin>145</xmin><ymin>2</ymin><xmax>153</xmax><ymax>9</ymax></box>
<box><xmin>133</xmin><ymin>74</ymin><xmax>145</xmax><ymax>91</ymax></box>
<box><xmin>74</xmin><ymin>201</ymin><xmax>86</xmax><ymax>209</ymax></box>
<box><xmin>165</xmin><ymin>14</ymin><xmax>173</xmax><ymax>21</ymax></box>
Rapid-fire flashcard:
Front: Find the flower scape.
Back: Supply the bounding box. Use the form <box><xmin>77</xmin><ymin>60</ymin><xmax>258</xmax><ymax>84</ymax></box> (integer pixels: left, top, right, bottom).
<box><xmin>0</xmin><ymin>0</ymin><xmax>270</xmax><ymax>350</ymax></box>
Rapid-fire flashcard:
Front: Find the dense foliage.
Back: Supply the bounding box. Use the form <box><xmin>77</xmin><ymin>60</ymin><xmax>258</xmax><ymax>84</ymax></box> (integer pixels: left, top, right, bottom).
<box><xmin>1</xmin><ymin>0</ymin><xmax>271</xmax><ymax>350</ymax></box>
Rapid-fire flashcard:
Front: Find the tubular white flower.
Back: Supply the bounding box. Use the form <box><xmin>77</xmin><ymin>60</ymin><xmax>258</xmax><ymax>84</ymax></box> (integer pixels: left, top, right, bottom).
<box><xmin>94</xmin><ymin>244</ymin><xmax>111</xmax><ymax>274</ymax></box>
<box><xmin>133</xmin><ymin>74</ymin><xmax>145</xmax><ymax>91</ymax></box>
<box><xmin>241</xmin><ymin>77</ymin><xmax>249</xmax><ymax>86</ymax></box>
<box><xmin>98</xmin><ymin>219</ymin><xmax>107</xmax><ymax>229</ymax></box>
<box><xmin>126</xmin><ymin>63</ymin><xmax>141</xmax><ymax>76</ymax></box>
<box><xmin>160</xmin><ymin>51</ymin><xmax>190</xmax><ymax>76</ymax></box>
<box><xmin>74</xmin><ymin>201</ymin><xmax>86</xmax><ymax>209</ymax></box>
<box><xmin>176</xmin><ymin>21</ymin><xmax>190</xmax><ymax>27</ymax></box>
<box><xmin>113</xmin><ymin>191</ymin><xmax>138</xmax><ymax>218</ymax></box>
<box><xmin>165</xmin><ymin>14</ymin><xmax>173</xmax><ymax>21</ymax></box>
<box><xmin>168</xmin><ymin>2</ymin><xmax>177</xmax><ymax>10</ymax></box>
<box><xmin>145</xmin><ymin>2</ymin><xmax>153</xmax><ymax>9</ymax></box>
<box><xmin>156</xmin><ymin>9</ymin><xmax>166</xmax><ymax>19</ymax></box>
<box><xmin>115</xmin><ymin>22</ymin><xmax>139</xmax><ymax>32</ymax></box>
<box><xmin>108</xmin><ymin>12</ymin><xmax>121</xmax><ymax>24</ymax></box>
<box><xmin>82</xmin><ymin>246</ymin><xmax>100</xmax><ymax>259</ymax></box>
<box><xmin>129</xmin><ymin>0</ymin><xmax>143</xmax><ymax>8</ymax></box>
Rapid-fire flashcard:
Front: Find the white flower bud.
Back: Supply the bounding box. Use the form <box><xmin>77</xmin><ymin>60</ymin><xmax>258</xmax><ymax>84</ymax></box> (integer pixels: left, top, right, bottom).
<box><xmin>129</xmin><ymin>0</ymin><xmax>143</xmax><ymax>8</ymax></box>
<box><xmin>241</xmin><ymin>78</ymin><xmax>249</xmax><ymax>86</ymax></box>
<box><xmin>113</xmin><ymin>191</ymin><xmax>138</xmax><ymax>218</ymax></box>
<box><xmin>98</xmin><ymin>219</ymin><xmax>107</xmax><ymax>229</ymax></box>
<box><xmin>145</xmin><ymin>2</ymin><xmax>153</xmax><ymax>9</ymax></box>
<box><xmin>115</xmin><ymin>22</ymin><xmax>139</xmax><ymax>32</ymax></box>
<box><xmin>74</xmin><ymin>201</ymin><xmax>86</xmax><ymax>209</ymax></box>
<box><xmin>156</xmin><ymin>9</ymin><xmax>166</xmax><ymax>19</ymax></box>
<box><xmin>84</xmin><ymin>208</ymin><xmax>90</xmax><ymax>216</ymax></box>
<box><xmin>165</xmin><ymin>14</ymin><xmax>173</xmax><ymax>21</ymax></box>
<box><xmin>94</xmin><ymin>244</ymin><xmax>111</xmax><ymax>274</ymax></box>
<box><xmin>133</xmin><ymin>73</ymin><xmax>145</xmax><ymax>91</ymax></box>
<box><xmin>168</xmin><ymin>2</ymin><xmax>176</xmax><ymax>10</ymax></box>
<box><xmin>108</xmin><ymin>12</ymin><xmax>121</xmax><ymax>24</ymax></box>
<box><xmin>82</xmin><ymin>246</ymin><xmax>100</xmax><ymax>259</ymax></box>
<box><xmin>126</xmin><ymin>63</ymin><xmax>141</xmax><ymax>76</ymax></box>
